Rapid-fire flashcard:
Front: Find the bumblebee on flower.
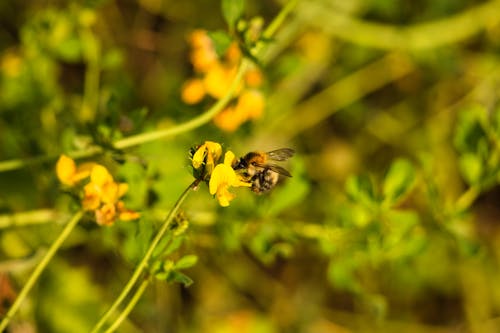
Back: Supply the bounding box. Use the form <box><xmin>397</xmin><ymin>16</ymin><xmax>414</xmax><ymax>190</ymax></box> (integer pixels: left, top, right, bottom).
<box><xmin>190</xmin><ymin>141</ymin><xmax>251</xmax><ymax>207</ymax></box>
<box><xmin>190</xmin><ymin>141</ymin><xmax>294</xmax><ymax>207</ymax></box>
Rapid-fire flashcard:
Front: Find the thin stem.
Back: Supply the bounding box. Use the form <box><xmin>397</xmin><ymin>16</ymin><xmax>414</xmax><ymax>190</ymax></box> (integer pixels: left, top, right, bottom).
<box><xmin>0</xmin><ymin>209</ymin><xmax>65</xmax><ymax>229</ymax></box>
<box><xmin>113</xmin><ymin>60</ymin><xmax>250</xmax><ymax>150</ymax></box>
<box><xmin>0</xmin><ymin>60</ymin><xmax>248</xmax><ymax>173</ymax></box>
<box><xmin>262</xmin><ymin>0</ymin><xmax>299</xmax><ymax>41</ymax></box>
<box><xmin>90</xmin><ymin>180</ymin><xmax>197</xmax><ymax>333</ymax></box>
<box><xmin>0</xmin><ymin>0</ymin><xmax>299</xmax><ymax>174</ymax></box>
<box><xmin>0</xmin><ymin>210</ymin><xmax>84</xmax><ymax>331</ymax></box>
<box><xmin>103</xmin><ymin>279</ymin><xmax>150</xmax><ymax>333</ymax></box>
<box><xmin>455</xmin><ymin>186</ymin><xmax>481</xmax><ymax>212</ymax></box>
<box><xmin>299</xmin><ymin>0</ymin><xmax>500</xmax><ymax>50</ymax></box>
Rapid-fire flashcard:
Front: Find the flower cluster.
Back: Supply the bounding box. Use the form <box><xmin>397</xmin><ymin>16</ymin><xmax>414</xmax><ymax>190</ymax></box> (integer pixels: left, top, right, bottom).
<box><xmin>181</xmin><ymin>29</ymin><xmax>265</xmax><ymax>132</ymax></box>
<box><xmin>56</xmin><ymin>155</ymin><xmax>140</xmax><ymax>226</ymax></box>
<box><xmin>190</xmin><ymin>141</ymin><xmax>250</xmax><ymax>207</ymax></box>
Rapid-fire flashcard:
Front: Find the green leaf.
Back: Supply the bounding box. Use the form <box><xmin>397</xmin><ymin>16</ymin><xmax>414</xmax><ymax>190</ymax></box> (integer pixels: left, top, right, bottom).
<box><xmin>458</xmin><ymin>153</ymin><xmax>483</xmax><ymax>185</ymax></box>
<box><xmin>167</xmin><ymin>270</ymin><xmax>194</xmax><ymax>287</ymax></box>
<box><xmin>207</xmin><ymin>30</ymin><xmax>233</xmax><ymax>57</ymax></box>
<box><xmin>453</xmin><ymin>105</ymin><xmax>488</xmax><ymax>153</ymax></box>
<box><xmin>221</xmin><ymin>0</ymin><xmax>245</xmax><ymax>29</ymax></box>
<box><xmin>345</xmin><ymin>174</ymin><xmax>377</xmax><ymax>206</ymax></box>
<box><xmin>327</xmin><ymin>257</ymin><xmax>361</xmax><ymax>292</ymax></box>
<box><xmin>382</xmin><ymin>159</ymin><xmax>416</xmax><ymax>206</ymax></box>
<box><xmin>175</xmin><ymin>254</ymin><xmax>198</xmax><ymax>270</ymax></box>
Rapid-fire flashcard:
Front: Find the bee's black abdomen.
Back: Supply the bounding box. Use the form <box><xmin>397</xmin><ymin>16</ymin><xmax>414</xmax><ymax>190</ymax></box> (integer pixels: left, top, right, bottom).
<box><xmin>251</xmin><ymin>168</ymin><xmax>279</xmax><ymax>194</ymax></box>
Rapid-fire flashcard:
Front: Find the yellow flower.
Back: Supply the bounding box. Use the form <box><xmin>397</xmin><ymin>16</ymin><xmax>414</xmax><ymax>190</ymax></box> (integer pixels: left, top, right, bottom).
<box><xmin>56</xmin><ymin>156</ymin><xmax>139</xmax><ymax>226</ymax></box>
<box><xmin>117</xmin><ymin>201</ymin><xmax>141</xmax><ymax>221</ymax></box>
<box><xmin>182</xmin><ymin>29</ymin><xmax>266</xmax><ymax>132</ymax></box>
<box><xmin>209</xmin><ymin>151</ymin><xmax>250</xmax><ymax>207</ymax></box>
<box><xmin>56</xmin><ymin>154</ymin><xmax>95</xmax><ymax>186</ymax></box>
<box><xmin>203</xmin><ymin>64</ymin><xmax>241</xmax><ymax>99</ymax></box>
<box><xmin>189</xmin><ymin>30</ymin><xmax>218</xmax><ymax>73</ymax></box>
<box><xmin>192</xmin><ymin>141</ymin><xmax>223</xmax><ymax>173</ymax></box>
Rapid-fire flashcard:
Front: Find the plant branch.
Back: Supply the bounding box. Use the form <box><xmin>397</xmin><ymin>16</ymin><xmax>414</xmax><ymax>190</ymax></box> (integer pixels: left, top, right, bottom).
<box><xmin>89</xmin><ymin>180</ymin><xmax>197</xmax><ymax>333</ymax></box>
<box><xmin>0</xmin><ymin>210</ymin><xmax>84</xmax><ymax>331</ymax></box>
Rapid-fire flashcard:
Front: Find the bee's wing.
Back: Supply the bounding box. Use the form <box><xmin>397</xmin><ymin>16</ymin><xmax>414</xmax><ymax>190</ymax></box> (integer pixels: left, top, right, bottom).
<box><xmin>266</xmin><ymin>148</ymin><xmax>295</xmax><ymax>161</ymax></box>
<box><xmin>264</xmin><ymin>164</ymin><xmax>292</xmax><ymax>177</ymax></box>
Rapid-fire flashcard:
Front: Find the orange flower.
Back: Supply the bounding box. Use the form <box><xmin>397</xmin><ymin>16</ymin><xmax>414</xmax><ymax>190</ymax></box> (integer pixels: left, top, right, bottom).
<box><xmin>213</xmin><ymin>90</ymin><xmax>265</xmax><ymax>132</ymax></box>
<box><xmin>95</xmin><ymin>203</ymin><xmax>117</xmax><ymax>226</ymax></box>
<box><xmin>181</xmin><ymin>78</ymin><xmax>206</xmax><ymax>104</ymax></box>
<box><xmin>189</xmin><ymin>30</ymin><xmax>218</xmax><ymax>73</ymax></box>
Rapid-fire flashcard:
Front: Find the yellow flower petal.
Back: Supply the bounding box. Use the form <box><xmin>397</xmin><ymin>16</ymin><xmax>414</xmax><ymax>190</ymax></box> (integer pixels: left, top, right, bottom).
<box><xmin>117</xmin><ymin>183</ymin><xmax>129</xmax><ymax>198</ymax></box>
<box><xmin>237</xmin><ymin>90</ymin><xmax>265</xmax><ymax>120</ymax></box>
<box><xmin>209</xmin><ymin>163</ymin><xmax>235</xmax><ymax>195</ymax></box>
<box><xmin>213</xmin><ymin>106</ymin><xmax>245</xmax><ymax>132</ymax></box>
<box><xmin>82</xmin><ymin>183</ymin><xmax>101</xmax><ymax>211</ymax></box>
<box><xmin>90</xmin><ymin>165</ymin><xmax>113</xmax><ymax>186</ymax></box>
<box><xmin>223</xmin><ymin>151</ymin><xmax>235</xmax><ymax>166</ymax></box>
<box><xmin>56</xmin><ymin>155</ymin><xmax>77</xmax><ymax>186</ymax></box>
<box><xmin>192</xmin><ymin>144</ymin><xmax>207</xmax><ymax>169</ymax></box>
<box><xmin>72</xmin><ymin>162</ymin><xmax>95</xmax><ymax>183</ymax></box>
<box><xmin>192</xmin><ymin>141</ymin><xmax>222</xmax><ymax>171</ymax></box>
<box><xmin>216</xmin><ymin>185</ymin><xmax>235</xmax><ymax>207</ymax></box>
<box><xmin>117</xmin><ymin>201</ymin><xmax>140</xmax><ymax>221</ymax></box>
<box><xmin>181</xmin><ymin>78</ymin><xmax>206</xmax><ymax>104</ymax></box>
<box><xmin>101</xmin><ymin>181</ymin><xmax>119</xmax><ymax>204</ymax></box>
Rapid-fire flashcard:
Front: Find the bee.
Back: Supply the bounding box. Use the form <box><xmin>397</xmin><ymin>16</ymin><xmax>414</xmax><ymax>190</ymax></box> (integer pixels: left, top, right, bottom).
<box><xmin>233</xmin><ymin>148</ymin><xmax>295</xmax><ymax>194</ymax></box>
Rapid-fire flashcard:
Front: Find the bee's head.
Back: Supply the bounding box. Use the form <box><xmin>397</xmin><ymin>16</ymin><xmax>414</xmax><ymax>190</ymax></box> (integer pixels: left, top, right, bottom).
<box><xmin>232</xmin><ymin>157</ymin><xmax>248</xmax><ymax>170</ymax></box>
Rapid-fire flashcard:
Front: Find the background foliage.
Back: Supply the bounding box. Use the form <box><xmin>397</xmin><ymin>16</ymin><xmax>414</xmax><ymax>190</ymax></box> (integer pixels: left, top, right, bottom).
<box><xmin>1</xmin><ymin>0</ymin><xmax>500</xmax><ymax>332</ymax></box>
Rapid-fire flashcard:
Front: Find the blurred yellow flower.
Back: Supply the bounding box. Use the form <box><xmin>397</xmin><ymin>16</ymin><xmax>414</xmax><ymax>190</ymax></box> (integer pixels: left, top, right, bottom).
<box><xmin>203</xmin><ymin>64</ymin><xmax>241</xmax><ymax>99</ymax></box>
<box><xmin>181</xmin><ymin>29</ymin><xmax>266</xmax><ymax>132</ymax></box>
<box><xmin>209</xmin><ymin>151</ymin><xmax>250</xmax><ymax>207</ymax></box>
<box><xmin>181</xmin><ymin>78</ymin><xmax>206</xmax><ymax>104</ymax></box>
<box><xmin>188</xmin><ymin>29</ymin><xmax>218</xmax><ymax>73</ymax></box>
<box><xmin>213</xmin><ymin>89</ymin><xmax>264</xmax><ymax>132</ymax></box>
<box><xmin>56</xmin><ymin>155</ymin><xmax>139</xmax><ymax>226</ymax></box>
<box><xmin>56</xmin><ymin>154</ymin><xmax>95</xmax><ymax>186</ymax></box>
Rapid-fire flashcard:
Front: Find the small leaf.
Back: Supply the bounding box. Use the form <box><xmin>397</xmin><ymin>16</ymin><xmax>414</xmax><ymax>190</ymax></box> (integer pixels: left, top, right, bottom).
<box><xmin>175</xmin><ymin>255</ymin><xmax>198</xmax><ymax>270</ymax></box>
<box><xmin>327</xmin><ymin>258</ymin><xmax>360</xmax><ymax>292</ymax></box>
<box><xmin>167</xmin><ymin>271</ymin><xmax>194</xmax><ymax>287</ymax></box>
<box><xmin>345</xmin><ymin>174</ymin><xmax>377</xmax><ymax>206</ymax></box>
<box><xmin>453</xmin><ymin>105</ymin><xmax>488</xmax><ymax>153</ymax></box>
<box><xmin>207</xmin><ymin>30</ymin><xmax>233</xmax><ymax>57</ymax></box>
<box><xmin>382</xmin><ymin>159</ymin><xmax>416</xmax><ymax>205</ymax></box>
<box><xmin>458</xmin><ymin>153</ymin><xmax>483</xmax><ymax>185</ymax></box>
<box><xmin>221</xmin><ymin>0</ymin><xmax>245</xmax><ymax>29</ymax></box>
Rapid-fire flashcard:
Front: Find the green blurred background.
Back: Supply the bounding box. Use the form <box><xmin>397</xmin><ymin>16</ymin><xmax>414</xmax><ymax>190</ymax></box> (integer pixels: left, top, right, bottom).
<box><xmin>1</xmin><ymin>0</ymin><xmax>500</xmax><ymax>332</ymax></box>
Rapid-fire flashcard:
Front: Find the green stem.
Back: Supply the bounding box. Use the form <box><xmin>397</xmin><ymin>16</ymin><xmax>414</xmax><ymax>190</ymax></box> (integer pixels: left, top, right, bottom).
<box><xmin>113</xmin><ymin>60</ymin><xmax>250</xmax><ymax>150</ymax></box>
<box><xmin>262</xmin><ymin>0</ymin><xmax>299</xmax><ymax>41</ymax></box>
<box><xmin>455</xmin><ymin>186</ymin><xmax>480</xmax><ymax>212</ymax></box>
<box><xmin>0</xmin><ymin>210</ymin><xmax>84</xmax><ymax>331</ymax></box>
<box><xmin>103</xmin><ymin>279</ymin><xmax>150</xmax><ymax>333</ymax></box>
<box><xmin>0</xmin><ymin>60</ymin><xmax>248</xmax><ymax>173</ymax></box>
<box><xmin>90</xmin><ymin>180</ymin><xmax>197</xmax><ymax>333</ymax></box>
